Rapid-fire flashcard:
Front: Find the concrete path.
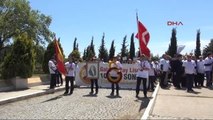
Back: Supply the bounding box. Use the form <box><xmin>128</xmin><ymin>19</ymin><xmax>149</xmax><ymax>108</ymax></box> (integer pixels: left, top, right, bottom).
<box><xmin>149</xmin><ymin>85</ymin><xmax>213</xmax><ymax>119</ymax></box>
<box><xmin>0</xmin><ymin>84</ymin><xmax>64</xmax><ymax>105</ymax></box>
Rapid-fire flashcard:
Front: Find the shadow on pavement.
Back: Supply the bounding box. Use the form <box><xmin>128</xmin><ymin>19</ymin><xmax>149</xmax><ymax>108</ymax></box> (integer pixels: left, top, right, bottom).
<box><xmin>41</xmin><ymin>94</ymin><xmax>63</xmax><ymax>103</ymax></box>
<box><xmin>82</xmin><ymin>94</ymin><xmax>98</xmax><ymax>97</ymax></box>
<box><xmin>134</xmin><ymin>97</ymin><xmax>151</xmax><ymax>112</ymax></box>
<box><xmin>106</xmin><ymin>95</ymin><xmax>122</xmax><ymax>99</ymax></box>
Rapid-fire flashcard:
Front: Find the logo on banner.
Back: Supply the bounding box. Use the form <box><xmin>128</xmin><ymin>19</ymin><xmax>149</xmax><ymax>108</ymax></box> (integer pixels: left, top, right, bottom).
<box><xmin>79</xmin><ymin>65</ymin><xmax>91</xmax><ymax>84</ymax></box>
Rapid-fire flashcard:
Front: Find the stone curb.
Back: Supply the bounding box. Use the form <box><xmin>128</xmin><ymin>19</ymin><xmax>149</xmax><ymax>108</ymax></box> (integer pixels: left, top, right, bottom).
<box><xmin>141</xmin><ymin>83</ymin><xmax>160</xmax><ymax>120</ymax></box>
<box><xmin>0</xmin><ymin>87</ymin><xmax>65</xmax><ymax>105</ymax></box>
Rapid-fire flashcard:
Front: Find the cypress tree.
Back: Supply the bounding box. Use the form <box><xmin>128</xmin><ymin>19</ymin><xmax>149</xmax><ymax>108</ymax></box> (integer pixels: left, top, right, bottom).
<box><xmin>109</xmin><ymin>40</ymin><xmax>115</xmax><ymax>61</ymax></box>
<box><xmin>167</xmin><ymin>28</ymin><xmax>177</xmax><ymax>57</ymax></box>
<box><xmin>120</xmin><ymin>35</ymin><xmax>129</xmax><ymax>62</ymax></box>
<box><xmin>194</xmin><ymin>29</ymin><xmax>201</xmax><ymax>58</ymax></box>
<box><xmin>129</xmin><ymin>33</ymin><xmax>135</xmax><ymax>60</ymax></box>
<box><xmin>98</xmin><ymin>33</ymin><xmax>109</xmax><ymax>62</ymax></box>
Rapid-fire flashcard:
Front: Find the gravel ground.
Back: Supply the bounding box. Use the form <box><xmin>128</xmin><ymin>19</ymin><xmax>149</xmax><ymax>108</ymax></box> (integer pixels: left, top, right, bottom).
<box><xmin>0</xmin><ymin>88</ymin><xmax>152</xmax><ymax>119</ymax></box>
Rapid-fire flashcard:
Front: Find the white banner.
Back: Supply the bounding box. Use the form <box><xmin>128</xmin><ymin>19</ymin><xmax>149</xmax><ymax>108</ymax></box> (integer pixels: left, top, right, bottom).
<box><xmin>75</xmin><ymin>62</ymin><xmax>149</xmax><ymax>89</ymax></box>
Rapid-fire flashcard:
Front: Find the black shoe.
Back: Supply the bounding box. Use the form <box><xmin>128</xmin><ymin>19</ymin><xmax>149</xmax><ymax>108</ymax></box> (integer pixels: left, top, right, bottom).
<box><xmin>136</xmin><ymin>94</ymin><xmax>139</xmax><ymax>98</ymax></box>
<box><xmin>68</xmin><ymin>92</ymin><xmax>72</xmax><ymax>95</ymax></box>
<box><xmin>95</xmin><ymin>91</ymin><xmax>98</xmax><ymax>94</ymax></box>
<box><xmin>110</xmin><ymin>92</ymin><xmax>114</xmax><ymax>96</ymax></box>
<box><xmin>63</xmin><ymin>92</ymin><xmax>68</xmax><ymax>95</ymax></box>
<box><xmin>116</xmin><ymin>93</ymin><xmax>120</xmax><ymax>96</ymax></box>
<box><xmin>90</xmin><ymin>91</ymin><xmax>94</xmax><ymax>94</ymax></box>
<box><xmin>144</xmin><ymin>95</ymin><xmax>147</xmax><ymax>98</ymax></box>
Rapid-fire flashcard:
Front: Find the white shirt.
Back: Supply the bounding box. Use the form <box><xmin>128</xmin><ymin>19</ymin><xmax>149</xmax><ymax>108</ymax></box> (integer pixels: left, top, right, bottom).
<box><xmin>109</xmin><ymin>61</ymin><xmax>123</xmax><ymax>77</ymax></box>
<box><xmin>160</xmin><ymin>58</ymin><xmax>170</xmax><ymax>72</ymax></box>
<box><xmin>204</xmin><ymin>57</ymin><xmax>213</xmax><ymax>71</ymax></box>
<box><xmin>197</xmin><ymin>60</ymin><xmax>205</xmax><ymax>74</ymax></box>
<box><xmin>136</xmin><ymin>60</ymin><xmax>150</xmax><ymax>78</ymax></box>
<box><xmin>183</xmin><ymin>60</ymin><xmax>196</xmax><ymax>74</ymax></box>
<box><xmin>48</xmin><ymin>60</ymin><xmax>57</xmax><ymax>74</ymax></box>
<box><xmin>149</xmin><ymin>62</ymin><xmax>155</xmax><ymax>76</ymax></box>
<box><xmin>65</xmin><ymin>62</ymin><xmax>76</xmax><ymax>77</ymax></box>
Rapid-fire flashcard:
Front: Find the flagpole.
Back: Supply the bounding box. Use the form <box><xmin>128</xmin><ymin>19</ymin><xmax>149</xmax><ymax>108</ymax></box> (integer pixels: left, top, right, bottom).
<box><xmin>136</xmin><ymin>11</ymin><xmax>142</xmax><ymax>56</ymax></box>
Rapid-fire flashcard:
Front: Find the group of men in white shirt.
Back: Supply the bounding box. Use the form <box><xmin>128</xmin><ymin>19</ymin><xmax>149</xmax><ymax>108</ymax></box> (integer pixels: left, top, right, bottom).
<box><xmin>159</xmin><ymin>52</ymin><xmax>213</xmax><ymax>92</ymax></box>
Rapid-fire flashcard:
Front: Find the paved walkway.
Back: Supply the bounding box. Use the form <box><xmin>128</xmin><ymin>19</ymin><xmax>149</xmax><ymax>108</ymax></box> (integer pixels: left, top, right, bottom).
<box><xmin>0</xmin><ymin>84</ymin><xmax>151</xmax><ymax>119</ymax></box>
<box><xmin>148</xmin><ymin>85</ymin><xmax>213</xmax><ymax>119</ymax></box>
<box><xmin>0</xmin><ymin>84</ymin><xmax>64</xmax><ymax>105</ymax></box>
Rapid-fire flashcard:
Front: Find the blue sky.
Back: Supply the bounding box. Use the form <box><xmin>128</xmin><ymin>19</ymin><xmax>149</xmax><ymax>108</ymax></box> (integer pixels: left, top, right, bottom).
<box><xmin>29</xmin><ymin>0</ymin><xmax>213</xmax><ymax>57</ymax></box>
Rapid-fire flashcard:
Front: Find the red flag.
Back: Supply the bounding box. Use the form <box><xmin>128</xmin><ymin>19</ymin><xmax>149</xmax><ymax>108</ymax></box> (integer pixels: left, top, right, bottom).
<box><xmin>136</xmin><ymin>21</ymin><xmax>150</xmax><ymax>46</ymax></box>
<box><xmin>136</xmin><ymin>15</ymin><xmax>150</xmax><ymax>58</ymax></box>
<box><xmin>54</xmin><ymin>39</ymin><xmax>67</xmax><ymax>75</ymax></box>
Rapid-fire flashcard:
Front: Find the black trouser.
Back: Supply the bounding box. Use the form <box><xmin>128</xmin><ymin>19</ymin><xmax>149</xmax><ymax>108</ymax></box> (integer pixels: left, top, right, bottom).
<box><xmin>186</xmin><ymin>74</ymin><xmax>194</xmax><ymax>91</ymax></box>
<box><xmin>197</xmin><ymin>73</ymin><xmax>204</xmax><ymax>86</ymax></box>
<box><xmin>111</xmin><ymin>77</ymin><xmax>119</xmax><ymax>94</ymax></box>
<box><xmin>91</xmin><ymin>79</ymin><xmax>98</xmax><ymax>93</ymax></box>
<box><xmin>50</xmin><ymin>74</ymin><xmax>56</xmax><ymax>89</ymax></box>
<box><xmin>160</xmin><ymin>72</ymin><xmax>167</xmax><ymax>88</ymax></box>
<box><xmin>136</xmin><ymin>77</ymin><xmax>147</xmax><ymax>97</ymax></box>
<box><xmin>65</xmin><ymin>76</ymin><xmax>74</xmax><ymax>93</ymax></box>
<box><xmin>173</xmin><ymin>72</ymin><xmax>181</xmax><ymax>88</ymax></box>
<box><xmin>56</xmin><ymin>73</ymin><xmax>63</xmax><ymax>85</ymax></box>
<box><xmin>148</xmin><ymin>76</ymin><xmax>155</xmax><ymax>91</ymax></box>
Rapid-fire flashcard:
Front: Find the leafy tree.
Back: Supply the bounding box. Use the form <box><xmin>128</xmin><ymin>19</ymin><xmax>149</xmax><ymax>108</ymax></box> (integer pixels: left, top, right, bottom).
<box><xmin>0</xmin><ymin>0</ymin><xmax>53</xmax><ymax>55</ymax></box>
<box><xmin>109</xmin><ymin>40</ymin><xmax>115</xmax><ymax>61</ymax></box>
<box><xmin>194</xmin><ymin>29</ymin><xmax>201</xmax><ymax>58</ymax></box>
<box><xmin>203</xmin><ymin>39</ymin><xmax>213</xmax><ymax>58</ymax></box>
<box><xmin>167</xmin><ymin>28</ymin><xmax>177</xmax><ymax>57</ymax></box>
<box><xmin>120</xmin><ymin>35</ymin><xmax>129</xmax><ymax>62</ymax></box>
<box><xmin>98</xmin><ymin>33</ymin><xmax>109</xmax><ymax>62</ymax></box>
<box><xmin>42</xmin><ymin>39</ymin><xmax>65</xmax><ymax>73</ymax></box>
<box><xmin>1</xmin><ymin>33</ymin><xmax>35</xmax><ymax>79</ymax></box>
<box><xmin>69</xmin><ymin>50</ymin><xmax>81</xmax><ymax>62</ymax></box>
<box><xmin>34</xmin><ymin>44</ymin><xmax>45</xmax><ymax>73</ymax></box>
<box><xmin>129</xmin><ymin>33</ymin><xmax>135</xmax><ymax>60</ymax></box>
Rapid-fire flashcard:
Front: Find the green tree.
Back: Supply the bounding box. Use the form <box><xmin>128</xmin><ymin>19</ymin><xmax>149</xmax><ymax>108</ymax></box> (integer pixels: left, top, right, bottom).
<box><xmin>129</xmin><ymin>33</ymin><xmax>135</xmax><ymax>60</ymax></box>
<box><xmin>82</xmin><ymin>49</ymin><xmax>87</xmax><ymax>61</ymax></box>
<box><xmin>0</xmin><ymin>0</ymin><xmax>53</xmax><ymax>54</ymax></box>
<box><xmin>120</xmin><ymin>35</ymin><xmax>129</xmax><ymax>62</ymax></box>
<box><xmin>1</xmin><ymin>33</ymin><xmax>35</xmax><ymax>79</ymax></box>
<box><xmin>98</xmin><ymin>33</ymin><xmax>109</xmax><ymax>62</ymax></box>
<box><xmin>73</xmin><ymin>37</ymin><xmax>77</xmax><ymax>51</ymax></box>
<box><xmin>90</xmin><ymin>36</ymin><xmax>95</xmax><ymax>56</ymax></box>
<box><xmin>42</xmin><ymin>39</ymin><xmax>65</xmax><ymax>73</ymax></box>
<box><xmin>167</xmin><ymin>28</ymin><xmax>177</xmax><ymax>57</ymax></box>
<box><xmin>194</xmin><ymin>29</ymin><xmax>201</xmax><ymax>58</ymax></box>
<box><xmin>109</xmin><ymin>40</ymin><xmax>115</xmax><ymax>61</ymax></box>
<box><xmin>69</xmin><ymin>50</ymin><xmax>81</xmax><ymax>62</ymax></box>
<box><xmin>34</xmin><ymin>44</ymin><xmax>45</xmax><ymax>73</ymax></box>
<box><xmin>203</xmin><ymin>39</ymin><xmax>213</xmax><ymax>58</ymax></box>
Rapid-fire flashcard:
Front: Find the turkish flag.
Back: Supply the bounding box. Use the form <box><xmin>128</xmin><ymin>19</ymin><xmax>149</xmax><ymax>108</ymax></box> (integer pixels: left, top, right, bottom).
<box><xmin>136</xmin><ymin>20</ymin><xmax>150</xmax><ymax>58</ymax></box>
<box><xmin>54</xmin><ymin>39</ymin><xmax>67</xmax><ymax>75</ymax></box>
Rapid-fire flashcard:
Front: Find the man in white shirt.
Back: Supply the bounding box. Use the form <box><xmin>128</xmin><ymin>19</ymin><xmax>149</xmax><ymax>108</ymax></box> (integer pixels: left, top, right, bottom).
<box><xmin>110</xmin><ymin>56</ymin><xmax>123</xmax><ymax>96</ymax></box>
<box><xmin>204</xmin><ymin>52</ymin><xmax>213</xmax><ymax>88</ymax></box>
<box><xmin>48</xmin><ymin>55</ymin><xmax>57</xmax><ymax>89</ymax></box>
<box><xmin>183</xmin><ymin>55</ymin><xmax>196</xmax><ymax>92</ymax></box>
<box><xmin>159</xmin><ymin>54</ymin><xmax>170</xmax><ymax>88</ymax></box>
<box><xmin>89</xmin><ymin>56</ymin><xmax>99</xmax><ymax>95</ymax></box>
<box><xmin>197</xmin><ymin>56</ymin><xmax>205</xmax><ymax>87</ymax></box>
<box><xmin>136</xmin><ymin>54</ymin><xmax>150</xmax><ymax>98</ymax></box>
<box><xmin>64</xmin><ymin>57</ymin><xmax>77</xmax><ymax>95</ymax></box>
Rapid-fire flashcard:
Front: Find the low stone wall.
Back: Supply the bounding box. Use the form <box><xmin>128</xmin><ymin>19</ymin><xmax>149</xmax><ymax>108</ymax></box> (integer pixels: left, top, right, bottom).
<box><xmin>9</xmin><ymin>74</ymin><xmax>50</xmax><ymax>90</ymax></box>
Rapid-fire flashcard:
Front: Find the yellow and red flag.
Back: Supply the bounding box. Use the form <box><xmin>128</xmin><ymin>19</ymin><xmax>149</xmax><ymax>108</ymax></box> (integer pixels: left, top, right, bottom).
<box><xmin>54</xmin><ymin>38</ymin><xmax>67</xmax><ymax>75</ymax></box>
